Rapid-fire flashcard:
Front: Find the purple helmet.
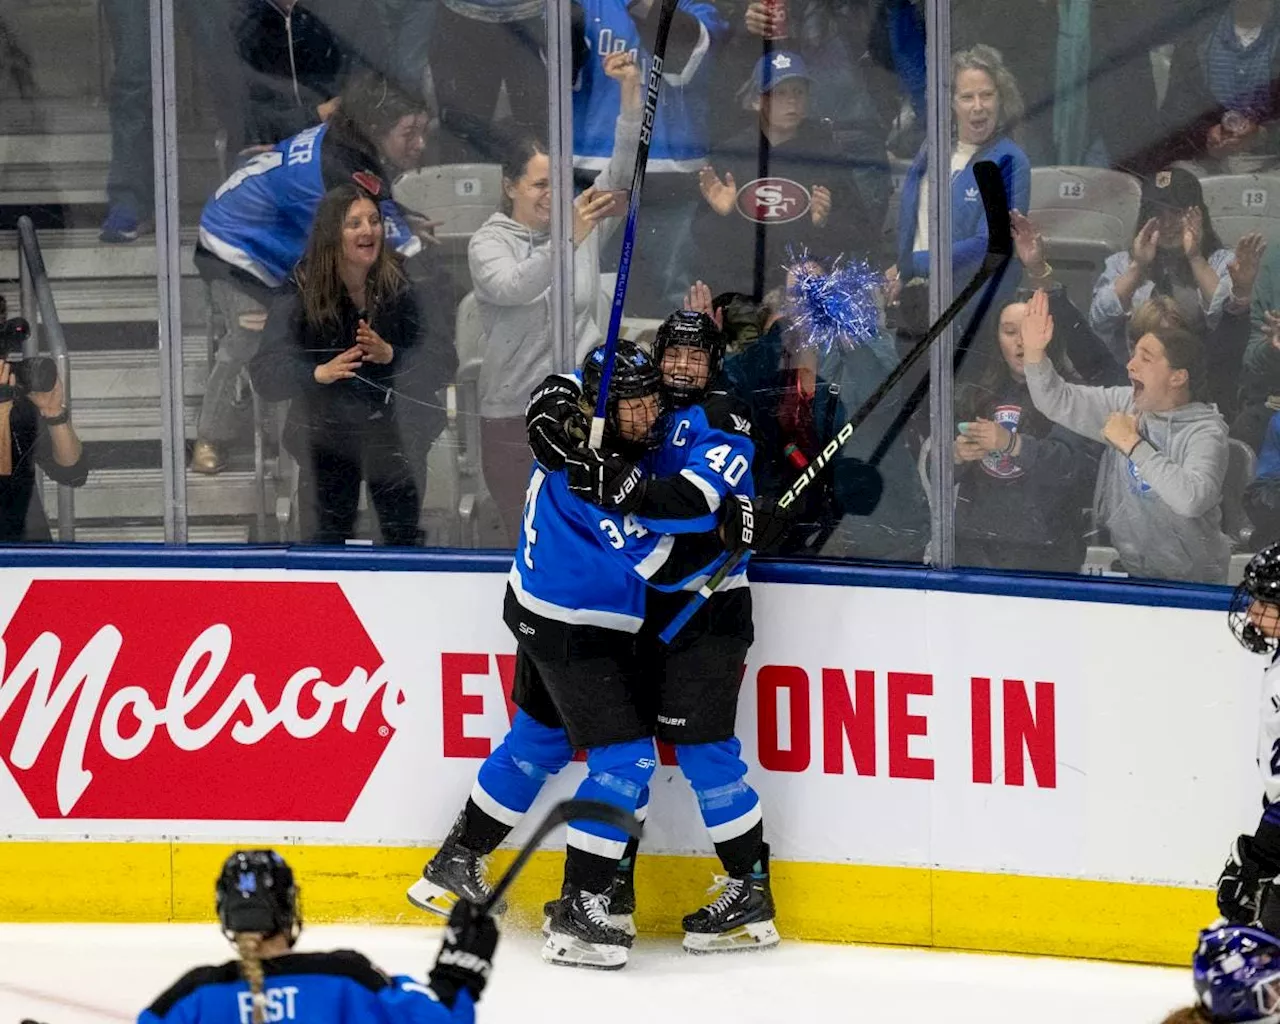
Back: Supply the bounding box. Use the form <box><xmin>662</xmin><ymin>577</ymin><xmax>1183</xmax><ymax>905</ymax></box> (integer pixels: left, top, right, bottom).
<box><xmin>1195</xmin><ymin>926</ymin><xmax>1280</xmax><ymax>1023</ymax></box>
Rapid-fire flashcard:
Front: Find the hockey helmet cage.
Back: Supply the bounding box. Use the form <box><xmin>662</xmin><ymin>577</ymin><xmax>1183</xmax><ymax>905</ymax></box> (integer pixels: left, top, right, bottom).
<box><xmin>580</xmin><ymin>341</ymin><xmax>664</xmax><ymax>452</ymax></box>
<box><xmin>654</xmin><ymin>310</ymin><xmax>726</xmax><ymax>404</ymax></box>
<box><xmin>1231</xmin><ymin>543</ymin><xmax>1280</xmax><ymax>654</ymax></box>
<box><xmin>1195</xmin><ymin>925</ymin><xmax>1280</xmax><ymax>1023</ymax></box>
<box><xmin>216</xmin><ymin>849</ymin><xmax>302</xmax><ymax>943</ymax></box>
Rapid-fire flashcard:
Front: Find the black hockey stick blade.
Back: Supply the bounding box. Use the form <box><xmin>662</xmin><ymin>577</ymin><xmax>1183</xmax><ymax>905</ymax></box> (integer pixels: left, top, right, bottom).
<box><xmin>973</xmin><ymin>158</ymin><xmax>1014</xmax><ymax>264</ymax></box>
<box><xmin>479</xmin><ymin>799</ymin><xmax>641</xmax><ymax>917</ymax></box>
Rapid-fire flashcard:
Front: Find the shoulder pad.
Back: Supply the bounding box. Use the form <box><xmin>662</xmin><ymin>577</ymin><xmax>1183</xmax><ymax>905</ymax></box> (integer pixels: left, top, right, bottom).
<box><xmin>266</xmin><ymin>950</ymin><xmax>392</xmax><ymax>992</ymax></box>
<box><xmin>147</xmin><ymin>962</ymin><xmax>243</xmax><ymax>1018</ymax></box>
<box><xmin>699</xmin><ymin>390</ymin><xmax>755</xmax><ymax>437</ymax></box>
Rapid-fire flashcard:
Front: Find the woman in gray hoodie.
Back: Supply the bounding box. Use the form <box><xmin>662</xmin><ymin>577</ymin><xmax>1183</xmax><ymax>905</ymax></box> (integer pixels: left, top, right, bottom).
<box><xmin>1019</xmin><ymin>288</ymin><xmax>1231</xmax><ymax>583</ymax></box>
<box><xmin>468</xmin><ymin>50</ymin><xmax>642</xmax><ymax>543</ymax></box>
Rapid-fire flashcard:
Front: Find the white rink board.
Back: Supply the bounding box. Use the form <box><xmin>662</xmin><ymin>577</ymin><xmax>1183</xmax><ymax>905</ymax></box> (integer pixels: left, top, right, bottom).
<box><xmin>0</xmin><ymin>566</ymin><xmax>1260</xmax><ymax>891</ymax></box>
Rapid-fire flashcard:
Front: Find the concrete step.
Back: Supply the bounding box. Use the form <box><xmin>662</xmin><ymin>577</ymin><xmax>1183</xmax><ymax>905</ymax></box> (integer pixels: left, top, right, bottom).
<box><xmin>70</xmin><ymin>396</ymin><xmax>200</xmax><ymax>443</ymax></box>
<box><xmin>73</xmin><ymin>523</ymin><xmax>252</xmax><ymax>544</ymax></box>
<box><xmin>44</xmin><ymin>465</ymin><xmax>265</xmax><ymax>521</ymax></box>
<box><xmin>72</xmin><ymin>334</ymin><xmax>210</xmax><ymax>402</ymax></box>
<box><xmin>0</xmin><ymin>275</ymin><xmax>210</xmax><ymax>326</ymax></box>
<box><xmin>0</xmin><ymin>227</ymin><xmax>199</xmax><ymax>280</ymax></box>
<box><xmin>0</xmin><ymin>100</ymin><xmax>110</xmax><ymax>136</ymax></box>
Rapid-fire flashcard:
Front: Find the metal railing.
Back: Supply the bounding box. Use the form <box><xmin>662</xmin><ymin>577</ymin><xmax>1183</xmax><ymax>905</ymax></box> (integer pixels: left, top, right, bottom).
<box><xmin>17</xmin><ymin>214</ymin><xmax>75</xmax><ymax>541</ymax></box>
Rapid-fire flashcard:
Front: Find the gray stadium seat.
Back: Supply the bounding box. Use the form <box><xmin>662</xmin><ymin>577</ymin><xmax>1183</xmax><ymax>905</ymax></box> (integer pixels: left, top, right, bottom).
<box><xmin>1028</xmin><ymin>167</ymin><xmax>1142</xmax><ymax>313</ymax></box>
<box><xmin>1197</xmin><ymin>174</ymin><xmax>1280</xmax><ymax>248</ymax></box>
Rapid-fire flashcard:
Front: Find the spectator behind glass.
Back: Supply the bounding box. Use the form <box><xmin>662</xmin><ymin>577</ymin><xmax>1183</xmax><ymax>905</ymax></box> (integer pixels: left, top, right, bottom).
<box><xmin>471</xmin><ymin>52</ymin><xmax>643</xmax><ymax>546</ymax></box>
<box><xmin>233</xmin><ymin>0</ymin><xmax>350</xmax><ymax>150</ymax></box>
<box><xmin>575</xmin><ymin>0</ymin><xmax>727</xmax><ymax>317</ymax></box>
<box><xmin>1156</xmin><ymin>0</ymin><xmax>1280</xmax><ymax>174</ymax></box>
<box><xmin>1245</xmin><ymin>407</ymin><xmax>1280</xmax><ymax>548</ymax></box>
<box><xmin>694</xmin><ymin>51</ymin><xmax>878</xmax><ymax>301</ymax></box>
<box><xmin>710</xmin><ymin>267</ymin><xmax>929</xmax><ymax>563</ymax></box>
<box><xmin>1089</xmin><ymin>167</ymin><xmax>1234</xmax><ymax>366</ymax></box>
<box><xmin>250</xmin><ymin>186</ymin><xmax>423</xmax><ymax>546</ymax></box>
<box><xmin>723</xmin><ymin>0</ymin><xmax>897</xmax><ymax>213</ymax></box>
<box><xmin>98</xmin><ymin>0</ymin><xmax>244</xmax><ymax>244</ymax></box>
<box><xmin>1021</xmin><ymin>289</ymin><xmax>1231</xmax><ymax>583</ymax></box>
<box><xmin>0</xmin><ymin>331</ymin><xmax>87</xmax><ymax>543</ymax></box>
<box><xmin>192</xmin><ymin>72</ymin><xmax>434</xmax><ymax>476</ymax></box>
<box><xmin>885</xmin><ymin>45</ymin><xmax>1031</xmax><ymax>328</ymax></box>
<box><xmin>952</xmin><ymin>295</ymin><xmax>1101</xmax><ymax>573</ymax></box>
<box><xmin>1235</xmin><ymin>244</ymin><xmax>1280</xmax><ymax>452</ymax></box>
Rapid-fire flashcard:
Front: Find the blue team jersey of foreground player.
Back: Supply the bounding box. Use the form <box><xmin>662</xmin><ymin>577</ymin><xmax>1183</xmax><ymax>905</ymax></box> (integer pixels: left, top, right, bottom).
<box><xmin>637</xmin><ymin>391</ymin><xmax>754</xmax><ymax>587</ymax></box>
<box><xmin>139</xmin><ymin>950</ymin><xmax>473</xmax><ymax>1024</ymax></box>
<box><xmin>198</xmin><ymin>123</ymin><xmax>420</xmax><ymax>289</ymax></box>
<box><xmin>508</xmin><ymin>464</ymin><xmax>732</xmax><ymax>633</ymax></box>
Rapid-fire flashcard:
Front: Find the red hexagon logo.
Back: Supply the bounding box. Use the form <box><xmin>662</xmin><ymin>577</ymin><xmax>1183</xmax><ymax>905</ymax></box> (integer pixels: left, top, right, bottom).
<box><xmin>0</xmin><ymin>580</ymin><xmax>401</xmax><ymax>821</ymax></box>
<box><xmin>735</xmin><ymin>176</ymin><xmax>811</xmax><ymax>224</ymax></box>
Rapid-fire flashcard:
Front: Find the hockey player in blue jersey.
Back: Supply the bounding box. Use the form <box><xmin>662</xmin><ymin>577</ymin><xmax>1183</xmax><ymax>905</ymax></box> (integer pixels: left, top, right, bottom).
<box><xmin>1220</xmin><ymin>543</ymin><xmax>1280</xmax><ymax>934</ymax></box>
<box><xmin>559</xmin><ymin>310</ymin><xmax>778</xmax><ymax>954</ymax></box>
<box><xmin>142</xmin><ymin>850</ymin><xmax>496</xmax><ymax>1024</ymax></box>
<box><xmin>408</xmin><ymin>340</ymin><xmax>754</xmax><ymax>969</ymax></box>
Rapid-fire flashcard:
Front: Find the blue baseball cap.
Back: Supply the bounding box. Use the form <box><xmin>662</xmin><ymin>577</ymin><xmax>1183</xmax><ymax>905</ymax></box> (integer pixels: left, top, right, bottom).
<box><xmin>751</xmin><ymin>51</ymin><xmax>812</xmax><ymax>94</ymax></box>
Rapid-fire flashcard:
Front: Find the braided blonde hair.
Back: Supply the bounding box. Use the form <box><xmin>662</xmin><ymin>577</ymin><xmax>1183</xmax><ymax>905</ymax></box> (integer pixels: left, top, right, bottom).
<box><xmin>235</xmin><ymin>933</ymin><xmax>268</xmax><ymax>1024</ymax></box>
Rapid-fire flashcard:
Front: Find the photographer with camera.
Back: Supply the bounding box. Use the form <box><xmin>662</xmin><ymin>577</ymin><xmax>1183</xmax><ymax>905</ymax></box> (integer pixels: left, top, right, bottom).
<box><xmin>0</xmin><ymin>315</ymin><xmax>87</xmax><ymax>543</ymax></box>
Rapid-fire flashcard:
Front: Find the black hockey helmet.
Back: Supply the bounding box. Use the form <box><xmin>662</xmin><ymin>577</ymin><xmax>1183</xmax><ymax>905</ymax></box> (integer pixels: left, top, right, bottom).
<box><xmin>580</xmin><ymin>340</ymin><xmax>664</xmax><ymax>454</ymax></box>
<box><xmin>1230</xmin><ymin>543</ymin><xmax>1280</xmax><ymax>654</ymax></box>
<box><xmin>654</xmin><ymin>310</ymin><xmax>726</xmax><ymax>405</ymax></box>
<box><xmin>215</xmin><ymin>850</ymin><xmax>302</xmax><ymax>943</ymax></box>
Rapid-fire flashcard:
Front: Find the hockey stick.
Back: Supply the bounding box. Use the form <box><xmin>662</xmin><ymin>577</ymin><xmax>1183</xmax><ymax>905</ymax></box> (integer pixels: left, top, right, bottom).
<box><xmin>479</xmin><ymin>798</ymin><xmax>643</xmax><ymax>917</ymax></box>
<box><xmin>589</xmin><ymin>0</ymin><xmax>681</xmax><ymax>451</ymax></box>
<box><xmin>658</xmin><ymin>159</ymin><xmax>1013</xmax><ymax>645</ymax></box>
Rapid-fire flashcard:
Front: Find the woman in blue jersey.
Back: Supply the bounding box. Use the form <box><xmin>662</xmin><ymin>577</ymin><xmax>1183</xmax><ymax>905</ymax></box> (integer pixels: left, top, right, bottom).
<box><xmin>140</xmin><ymin>850</ymin><xmax>497</xmax><ymax>1024</ymax></box>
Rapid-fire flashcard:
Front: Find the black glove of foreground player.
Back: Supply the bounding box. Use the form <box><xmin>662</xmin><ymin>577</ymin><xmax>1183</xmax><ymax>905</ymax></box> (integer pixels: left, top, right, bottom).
<box><xmin>565</xmin><ymin>447</ymin><xmax>646</xmax><ymax>513</ymax></box>
<box><xmin>526</xmin><ymin>376</ymin><xmax>588</xmax><ymax>472</ymax></box>
<box><xmin>719</xmin><ymin>494</ymin><xmax>797</xmax><ymax>555</ymax></box>
<box><xmin>1218</xmin><ymin>834</ymin><xmax>1278</xmax><ymax>925</ymax></box>
<box><xmin>428</xmin><ymin>899</ymin><xmax>499</xmax><ymax>1006</ymax></box>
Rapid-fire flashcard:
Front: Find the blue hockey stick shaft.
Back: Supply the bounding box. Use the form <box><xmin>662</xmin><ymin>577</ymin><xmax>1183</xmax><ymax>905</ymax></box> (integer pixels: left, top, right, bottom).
<box><xmin>588</xmin><ymin>0</ymin><xmax>680</xmax><ymax>450</ymax></box>
<box><xmin>659</xmin><ymin>160</ymin><xmax>1013</xmax><ymax>644</ymax></box>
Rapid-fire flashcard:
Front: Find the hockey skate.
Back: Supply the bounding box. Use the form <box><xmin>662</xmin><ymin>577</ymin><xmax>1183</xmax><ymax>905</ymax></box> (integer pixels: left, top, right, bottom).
<box><xmin>406</xmin><ymin>835</ymin><xmax>503</xmax><ymax>918</ymax></box>
<box><xmin>542</xmin><ymin>890</ymin><xmax>634</xmax><ymax>969</ymax></box>
<box><xmin>682</xmin><ymin>856</ymin><xmax>779</xmax><ymax>953</ymax></box>
<box><xmin>542</xmin><ymin>860</ymin><xmax>637</xmax><ymax>937</ymax></box>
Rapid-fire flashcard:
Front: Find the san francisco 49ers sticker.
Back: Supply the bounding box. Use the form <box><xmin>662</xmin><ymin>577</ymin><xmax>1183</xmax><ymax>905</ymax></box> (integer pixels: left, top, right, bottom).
<box><xmin>735</xmin><ymin>177</ymin><xmax>811</xmax><ymax>224</ymax></box>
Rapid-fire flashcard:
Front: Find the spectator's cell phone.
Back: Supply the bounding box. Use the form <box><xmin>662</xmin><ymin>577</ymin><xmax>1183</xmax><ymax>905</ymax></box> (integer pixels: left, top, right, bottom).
<box><xmin>600</xmin><ymin>189</ymin><xmax>629</xmax><ymax>218</ymax></box>
<box><xmin>958</xmin><ymin>422</ymin><xmax>971</xmax><ymax>434</ymax></box>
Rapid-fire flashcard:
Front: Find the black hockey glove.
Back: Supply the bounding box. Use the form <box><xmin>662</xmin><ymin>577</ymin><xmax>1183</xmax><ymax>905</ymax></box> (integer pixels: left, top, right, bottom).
<box><xmin>428</xmin><ymin>899</ymin><xmax>499</xmax><ymax>1007</ymax></box>
<box><xmin>720</xmin><ymin>494</ymin><xmax>796</xmax><ymax>556</ymax></box>
<box><xmin>1218</xmin><ymin>834</ymin><xmax>1277</xmax><ymax>924</ymax></box>
<box><xmin>526</xmin><ymin>376</ymin><xmax>587</xmax><ymax>472</ymax></box>
<box><xmin>565</xmin><ymin>447</ymin><xmax>647</xmax><ymax>513</ymax></box>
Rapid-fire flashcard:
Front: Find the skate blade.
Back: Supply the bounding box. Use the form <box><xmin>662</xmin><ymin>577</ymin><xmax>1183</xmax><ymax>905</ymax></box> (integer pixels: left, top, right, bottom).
<box><xmin>541</xmin><ymin>930</ymin><xmax>629</xmax><ymax>970</ymax></box>
<box><xmin>405</xmin><ymin>878</ymin><xmax>457</xmax><ymax>919</ymax></box>
<box><xmin>683</xmin><ymin>920</ymin><xmax>780</xmax><ymax>953</ymax></box>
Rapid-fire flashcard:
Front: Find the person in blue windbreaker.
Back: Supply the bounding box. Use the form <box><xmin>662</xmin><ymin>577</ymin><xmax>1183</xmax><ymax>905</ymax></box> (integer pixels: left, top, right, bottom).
<box><xmin>140</xmin><ymin>850</ymin><xmax>496</xmax><ymax>1024</ymax></box>
<box><xmin>885</xmin><ymin>44</ymin><xmax>1030</xmax><ymax>332</ymax></box>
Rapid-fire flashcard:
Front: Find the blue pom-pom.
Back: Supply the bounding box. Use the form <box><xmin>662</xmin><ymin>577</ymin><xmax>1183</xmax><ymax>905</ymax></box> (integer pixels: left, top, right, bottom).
<box><xmin>784</xmin><ymin>249</ymin><xmax>882</xmax><ymax>353</ymax></box>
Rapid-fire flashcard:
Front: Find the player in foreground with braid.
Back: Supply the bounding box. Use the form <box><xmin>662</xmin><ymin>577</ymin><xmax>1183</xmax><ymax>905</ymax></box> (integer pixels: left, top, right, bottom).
<box><xmin>1218</xmin><ymin>543</ymin><xmax>1280</xmax><ymax>932</ymax></box>
<box><xmin>141</xmin><ymin>850</ymin><xmax>497</xmax><ymax>1024</ymax></box>
<box><xmin>1160</xmin><ymin>925</ymin><xmax>1280</xmax><ymax>1024</ymax></box>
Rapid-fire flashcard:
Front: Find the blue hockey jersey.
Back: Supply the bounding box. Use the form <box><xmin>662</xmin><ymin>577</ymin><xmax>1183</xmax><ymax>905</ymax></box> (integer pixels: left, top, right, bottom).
<box><xmin>572</xmin><ymin>0</ymin><xmax>725</xmax><ymax>172</ymax></box>
<box><xmin>199</xmin><ymin>123</ymin><xmax>421</xmax><ymax>288</ymax></box>
<box><xmin>139</xmin><ymin>950</ymin><xmax>472</xmax><ymax>1024</ymax></box>
<box><xmin>635</xmin><ymin>389</ymin><xmax>755</xmax><ymax>588</ymax></box>
<box><xmin>508</xmin><ymin>464</ymin><xmax>731</xmax><ymax>632</ymax></box>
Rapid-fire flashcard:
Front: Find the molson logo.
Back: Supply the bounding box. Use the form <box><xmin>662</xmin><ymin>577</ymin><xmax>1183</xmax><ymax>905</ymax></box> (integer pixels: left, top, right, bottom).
<box><xmin>735</xmin><ymin>177</ymin><xmax>811</xmax><ymax>224</ymax></box>
<box><xmin>0</xmin><ymin>580</ymin><xmax>403</xmax><ymax>821</ymax></box>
